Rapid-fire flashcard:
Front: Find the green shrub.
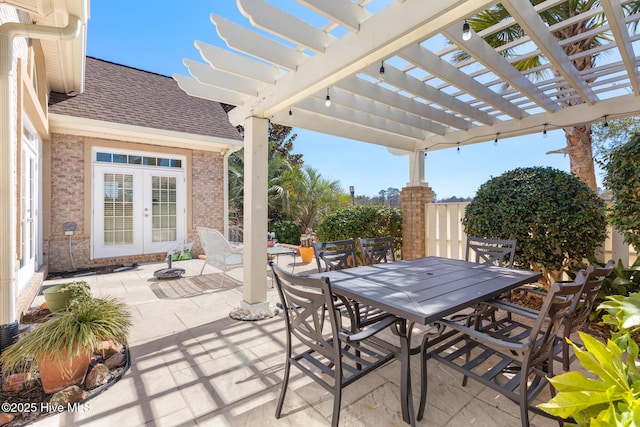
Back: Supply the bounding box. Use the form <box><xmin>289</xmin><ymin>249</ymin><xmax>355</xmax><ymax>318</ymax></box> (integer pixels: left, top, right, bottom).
<box><xmin>602</xmin><ymin>133</ymin><xmax>640</xmax><ymax>252</ymax></box>
<box><xmin>270</xmin><ymin>220</ymin><xmax>301</xmax><ymax>245</ymax></box>
<box><xmin>591</xmin><ymin>257</ymin><xmax>640</xmax><ymax>320</ymax></box>
<box><xmin>462</xmin><ymin>167</ymin><xmax>607</xmax><ymax>288</ymax></box>
<box><xmin>316</xmin><ymin>205</ymin><xmax>402</xmax><ymax>255</ymax></box>
<box><xmin>538</xmin><ymin>293</ymin><xmax>640</xmax><ymax>425</ymax></box>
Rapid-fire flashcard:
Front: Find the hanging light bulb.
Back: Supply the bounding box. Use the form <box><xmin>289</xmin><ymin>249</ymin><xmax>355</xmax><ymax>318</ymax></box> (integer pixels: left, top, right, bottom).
<box><xmin>543</xmin><ymin>123</ymin><xmax>548</xmax><ymax>138</ymax></box>
<box><xmin>462</xmin><ymin>19</ymin><xmax>472</xmax><ymax>41</ymax></box>
<box><xmin>288</xmin><ymin>107</ymin><xmax>293</xmax><ymax>121</ymax></box>
<box><xmin>457</xmin><ymin>142</ymin><xmax>460</xmax><ymax>153</ymax></box>
<box><xmin>325</xmin><ymin>88</ymin><xmax>331</xmax><ymax>107</ymax></box>
<box><xmin>603</xmin><ymin>115</ymin><xmax>609</xmax><ymax>127</ymax></box>
<box><xmin>379</xmin><ymin>61</ymin><xmax>385</xmax><ymax>80</ymax></box>
<box><xmin>494</xmin><ymin>133</ymin><xmax>499</xmax><ymax>146</ymax></box>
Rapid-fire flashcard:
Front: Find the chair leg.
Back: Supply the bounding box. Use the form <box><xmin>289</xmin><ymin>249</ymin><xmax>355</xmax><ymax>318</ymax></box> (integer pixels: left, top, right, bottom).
<box><xmin>275</xmin><ymin>358</ymin><xmax>291</xmax><ymax>419</ymax></box>
<box><xmin>331</xmin><ymin>382</ymin><xmax>342</xmax><ymax>427</ymax></box>
<box><xmin>220</xmin><ymin>268</ymin><xmax>227</xmax><ymax>287</ymax></box>
<box><xmin>417</xmin><ymin>335</ymin><xmax>429</xmax><ymax>421</ymax></box>
<box><xmin>199</xmin><ymin>260</ymin><xmax>206</xmax><ymax>275</ymax></box>
<box><xmin>562</xmin><ymin>340</ymin><xmax>570</xmax><ymax>371</ymax></box>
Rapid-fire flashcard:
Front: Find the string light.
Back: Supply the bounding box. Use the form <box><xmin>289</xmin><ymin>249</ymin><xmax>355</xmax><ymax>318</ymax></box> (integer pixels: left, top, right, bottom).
<box><xmin>543</xmin><ymin>123</ymin><xmax>548</xmax><ymax>138</ymax></box>
<box><xmin>325</xmin><ymin>88</ymin><xmax>331</xmax><ymax>107</ymax></box>
<box><xmin>462</xmin><ymin>19</ymin><xmax>472</xmax><ymax>41</ymax></box>
<box><xmin>379</xmin><ymin>61</ymin><xmax>385</xmax><ymax>80</ymax></box>
<box><xmin>494</xmin><ymin>133</ymin><xmax>499</xmax><ymax>146</ymax></box>
<box><xmin>457</xmin><ymin>142</ymin><xmax>460</xmax><ymax>153</ymax></box>
<box><xmin>603</xmin><ymin>115</ymin><xmax>609</xmax><ymax>127</ymax></box>
<box><xmin>289</xmin><ymin>107</ymin><xmax>293</xmax><ymax>121</ymax></box>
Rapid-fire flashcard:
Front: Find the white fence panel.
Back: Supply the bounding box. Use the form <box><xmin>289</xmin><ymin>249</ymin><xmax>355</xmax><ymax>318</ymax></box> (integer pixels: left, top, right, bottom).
<box><xmin>425</xmin><ymin>202</ymin><xmax>637</xmax><ymax>266</ymax></box>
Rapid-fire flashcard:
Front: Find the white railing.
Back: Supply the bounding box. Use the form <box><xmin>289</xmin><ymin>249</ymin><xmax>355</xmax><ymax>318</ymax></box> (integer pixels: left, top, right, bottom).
<box><xmin>425</xmin><ymin>202</ymin><xmax>637</xmax><ymax>266</ymax></box>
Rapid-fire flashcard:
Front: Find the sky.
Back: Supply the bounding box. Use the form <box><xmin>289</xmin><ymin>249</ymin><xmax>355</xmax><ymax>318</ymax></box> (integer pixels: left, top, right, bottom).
<box><xmin>85</xmin><ymin>1</ymin><xmax>601</xmax><ymax>199</ymax></box>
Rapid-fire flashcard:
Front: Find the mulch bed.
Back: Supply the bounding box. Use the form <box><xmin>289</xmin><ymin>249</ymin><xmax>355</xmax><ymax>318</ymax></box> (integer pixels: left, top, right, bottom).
<box><xmin>0</xmin><ymin>307</ymin><xmax>130</xmax><ymax>427</ymax></box>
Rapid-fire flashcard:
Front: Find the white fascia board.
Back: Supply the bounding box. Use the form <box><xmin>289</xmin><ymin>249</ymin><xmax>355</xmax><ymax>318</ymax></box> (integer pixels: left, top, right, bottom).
<box><xmin>49</xmin><ymin>114</ymin><xmax>244</xmax><ymax>153</ymax></box>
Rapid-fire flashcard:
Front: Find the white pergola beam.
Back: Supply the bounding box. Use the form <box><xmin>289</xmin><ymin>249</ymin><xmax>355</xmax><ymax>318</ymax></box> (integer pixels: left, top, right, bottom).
<box><xmin>173</xmin><ymin>74</ymin><xmax>250</xmax><ymax>106</ymax></box>
<box><xmin>601</xmin><ymin>0</ymin><xmax>640</xmax><ymax>95</ymax></box>
<box><xmin>272</xmin><ymin>107</ymin><xmax>419</xmax><ymax>151</ymax></box>
<box><xmin>364</xmin><ymin>62</ymin><xmax>495</xmax><ymax>125</ymax></box>
<box><xmin>195</xmin><ymin>41</ymin><xmax>284</xmax><ymax>84</ymax></box>
<box><xmin>228</xmin><ymin>0</ymin><xmax>497</xmax><ymax>125</ymax></box>
<box><xmin>502</xmin><ymin>0</ymin><xmax>598</xmax><ymax>105</ymax></box>
<box><xmin>212</xmin><ymin>14</ymin><xmax>307</xmax><ymax>70</ymax></box>
<box><xmin>442</xmin><ymin>25</ymin><xmax>560</xmax><ymax>114</ymax></box>
<box><xmin>184</xmin><ymin>59</ymin><xmax>262</xmax><ymax>96</ymax></box>
<box><xmin>296</xmin><ymin>0</ymin><xmax>369</xmax><ymax>32</ymax></box>
<box><xmin>400</xmin><ymin>44</ymin><xmax>526</xmax><ymax>120</ymax></box>
<box><xmin>425</xmin><ymin>93</ymin><xmax>640</xmax><ymax>148</ymax></box>
<box><xmin>337</xmin><ymin>77</ymin><xmax>470</xmax><ymax>131</ymax></box>
<box><xmin>238</xmin><ymin>0</ymin><xmax>333</xmax><ymax>53</ymax></box>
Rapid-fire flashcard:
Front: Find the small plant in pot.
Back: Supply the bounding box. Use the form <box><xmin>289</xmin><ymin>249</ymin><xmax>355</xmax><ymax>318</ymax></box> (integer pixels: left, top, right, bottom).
<box><xmin>0</xmin><ymin>295</ymin><xmax>131</xmax><ymax>393</ymax></box>
<box><xmin>42</xmin><ymin>280</ymin><xmax>91</xmax><ymax>312</ymax></box>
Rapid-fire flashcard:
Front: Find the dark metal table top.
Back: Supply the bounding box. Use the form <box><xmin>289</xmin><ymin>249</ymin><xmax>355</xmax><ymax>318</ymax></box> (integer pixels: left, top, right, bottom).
<box><xmin>309</xmin><ymin>256</ymin><xmax>542</xmax><ymax>325</ymax></box>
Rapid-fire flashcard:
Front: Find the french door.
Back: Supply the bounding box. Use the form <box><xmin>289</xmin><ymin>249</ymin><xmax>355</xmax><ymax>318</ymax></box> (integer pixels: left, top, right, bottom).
<box><xmin>93</xmin><ymin>164</ymin><xmax>185</xmax><ymax>258</ymax></box>
<box><xmin>18</xmin><ymin>132</ymin><xmax>40</xmax><ymax>291</ymax></box>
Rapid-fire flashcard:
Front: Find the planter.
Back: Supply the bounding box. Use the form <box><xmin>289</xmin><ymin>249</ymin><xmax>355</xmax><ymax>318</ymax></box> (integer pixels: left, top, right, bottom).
<box><xmin>299</xmin><ymin>247</ymin><xmax>314</xmax><ymax>264</ymax></box>
<box><xmin>42</xmin><ymin>284</ymin><xmax>73</xmax><ymax>312</ymax></box>
<box><xmin>37</xmin><ymin>348</ymin><xmax>91</xmax><ymax>393</ymax></box>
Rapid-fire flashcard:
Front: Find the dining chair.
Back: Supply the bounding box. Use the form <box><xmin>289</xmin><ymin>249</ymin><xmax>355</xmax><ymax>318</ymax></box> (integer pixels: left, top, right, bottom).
<box><xmin>465</xmin><ymin>235</ymin><xmax>517</xmax><ymax>267</ymax></box>
<box><xmin>496</xmin><ymin>260</ymin><xmax>615</xmax><ymax>371</ymax></box>
<box><xmin>271</xmin><ymin>264</ymin><xmax>398</xmax><ymax>427</ymax></box>
<box><xmin>419</xmin><ymin>269</ymin><xmax>589</xmax><ymax>427</ymax></box>
<box><xmin>358</xmin><ymin>236</ymin><xmax>395</xmax><ymax>265</ymax></box>
<box><xmin>314</xmin><ymin>239</ymin><xmax>388</xmax><ymax>330</ymax></box>
<box><xmin>196</xmin><ymin>227</ymin><xmax>243</xmax><ymax>286</ymax></box>
<box><xmin>313</xmin><ymin>239</ymin><xmax>358</xmax><ymax>272</ymax></box>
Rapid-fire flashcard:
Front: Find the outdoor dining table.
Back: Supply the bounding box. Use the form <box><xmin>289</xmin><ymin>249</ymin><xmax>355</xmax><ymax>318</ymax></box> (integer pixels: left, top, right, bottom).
<box><xmin>309</xmin><ymin>256</ymin><xmax>542</xmax><ymax>426</ymax></box>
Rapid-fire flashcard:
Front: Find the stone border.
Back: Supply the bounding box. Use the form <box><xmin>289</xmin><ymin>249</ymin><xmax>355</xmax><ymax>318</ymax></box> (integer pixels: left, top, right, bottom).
<box><xmin>229</xmin><ymin>305</ymin><xmax>280</xmax><ymax>321</ymax></box>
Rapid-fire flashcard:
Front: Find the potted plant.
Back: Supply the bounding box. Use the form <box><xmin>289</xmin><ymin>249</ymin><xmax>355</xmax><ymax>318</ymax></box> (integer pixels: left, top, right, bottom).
<box><xmin>299</xmin><ymin>229</ymin><xmax>315</xmax><ymax>264</ymax></box>
<box><xmin>42</xmin><ymin>280</ymin><xmax>91</xmax><ymax>312</ymax></box>
<box><xmin>0</xmin><ymin>296</ymin><xmax>131</xmax><ymax>393</ymax></box>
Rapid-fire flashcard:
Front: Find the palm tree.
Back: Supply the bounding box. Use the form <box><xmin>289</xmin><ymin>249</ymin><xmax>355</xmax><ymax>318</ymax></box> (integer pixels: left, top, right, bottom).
<box><xmin>463</xmin><ymin>0</ymin><xmax>640</xmax><ymax>192</ymax></box>
<box><xmin>284</xmin><ymin>166</ymin><xmax>347</xmax><ymax>232</ymax></box>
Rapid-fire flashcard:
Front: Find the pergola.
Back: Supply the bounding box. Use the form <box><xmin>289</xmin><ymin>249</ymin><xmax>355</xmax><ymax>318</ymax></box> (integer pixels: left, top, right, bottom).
<box><xmin>174</xmin><ymin>0</ymin><xmax>640</xmax><ymax>318</ymax></box>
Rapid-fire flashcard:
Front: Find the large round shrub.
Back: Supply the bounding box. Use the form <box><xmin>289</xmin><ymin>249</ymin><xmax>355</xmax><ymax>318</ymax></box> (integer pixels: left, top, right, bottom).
<box><xmin>316</xmin><ymin>205</ymin><xmax>402</xmax><ymax>254</ymax></box>
<box><xmin>602</xmin><ymin>133</ymin><xmax>640</xmax><ymax>252</ymax></box>
<box><xmin>462</xmin><ymin>167</ymin><xmax>607</xmax><ymax>286</ymax></box>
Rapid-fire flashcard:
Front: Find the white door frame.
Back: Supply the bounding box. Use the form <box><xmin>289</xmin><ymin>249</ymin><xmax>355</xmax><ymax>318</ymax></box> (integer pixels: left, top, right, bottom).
<box><xmin>91</xmin><ymin>148</ymin><xmax>186</xmax><ymax>259</ymax></box>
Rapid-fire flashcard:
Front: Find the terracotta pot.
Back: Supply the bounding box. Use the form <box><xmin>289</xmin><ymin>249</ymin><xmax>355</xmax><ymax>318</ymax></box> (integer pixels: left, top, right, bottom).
<box><xmin>37</xmin><ymin>348</ymin><xmax>91</xmax><ymax>393</ymax></box>
<box><xmin>298</xmin><ymin>247</ymin><xmax>314</xmax><ymax>264</ymax></box>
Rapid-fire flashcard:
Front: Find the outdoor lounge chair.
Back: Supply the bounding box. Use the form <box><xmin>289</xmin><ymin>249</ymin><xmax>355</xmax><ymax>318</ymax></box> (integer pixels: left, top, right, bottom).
<box><xmin>419</xmin><ymin>269</ymin><xmax>589</xmax><ymax>427</ymax></box>
<box><xmin>196</xmin><ymin>227</ymin><xmax>243</xmax><ymax>287</ymax></box>
<box><xmin>271</xmin><ymin>264</ymin><xmax>397</xmax><ymax>427</ymax></box>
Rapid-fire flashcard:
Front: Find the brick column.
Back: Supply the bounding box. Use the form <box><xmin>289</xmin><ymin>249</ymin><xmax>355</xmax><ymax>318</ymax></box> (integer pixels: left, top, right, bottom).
<box><xmin>400</xmin><ymin>184</ymin><xmax>434</xmax><ymax>260</ymax></box>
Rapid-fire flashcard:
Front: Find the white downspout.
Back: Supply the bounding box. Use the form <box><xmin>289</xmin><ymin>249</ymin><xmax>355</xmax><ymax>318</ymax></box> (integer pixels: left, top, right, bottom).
<box><xmin>0</xmin><ymin>14</ymin><xmax>81</xmax><ymax>326</ymax></box>
<box><xmin>222</xmin><ymin>149</ymin><xmax>232</xmax><ymax>240</ymax></box>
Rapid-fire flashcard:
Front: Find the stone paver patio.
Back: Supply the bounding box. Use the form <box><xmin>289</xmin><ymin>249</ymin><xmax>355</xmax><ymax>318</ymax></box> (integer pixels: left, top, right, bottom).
<box><xmin>31</xmin><ymin>256</ymin><xmax>564</xmax><ymax>427</ymax></box>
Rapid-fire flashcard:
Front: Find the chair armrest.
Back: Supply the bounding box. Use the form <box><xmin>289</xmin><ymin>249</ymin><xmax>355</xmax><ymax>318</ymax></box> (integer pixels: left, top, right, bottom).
<box><xmin>482</xmin><ymin>299</ymin><xmax>541</xmax><ymax>320</ymax></box>
<box><xmin>434</xmin><ymin>319</ymin><xmax>531</xmax><ymax>354</ymax></box>
<box><xmin>339</xmin><ymin>315</ymin><xmax>398</xmax><ymax>343</ymax></box>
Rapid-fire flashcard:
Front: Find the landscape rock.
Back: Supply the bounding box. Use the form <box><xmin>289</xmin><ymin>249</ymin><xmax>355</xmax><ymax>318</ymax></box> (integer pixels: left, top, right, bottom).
<box><xmin>49</xmin><ymin>385</ymin><xmax>86</xmax><ymax>407</ymax></box>
<box><xmin>96</xmin><ymin>340</ymin><xmax>123</xmax><ymax>357</ymax></box>
<box><xmin>85</xmin><ymin>364</ymin><xmax>109</xmax><ymax>389</ymax></box>
<box><xmin>104</xmin><ymin>352</ymin><xmax>124</xmax><ymax>369</ymax></box>
<box><xmin>2</xmin><ymin>373</ymin><xmax>31</xmax><ymax>392</ymax></box>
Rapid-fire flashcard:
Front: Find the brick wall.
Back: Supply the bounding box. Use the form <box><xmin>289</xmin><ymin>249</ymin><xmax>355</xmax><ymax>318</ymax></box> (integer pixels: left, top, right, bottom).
<box><xmin>47</xmin><ymin>133</ymin><xmax>225</xmax><ymax>272</ymax></box>
<box><xmin>400</xmin><ymin>185</ymin><xmax>434</xmax><ymax>260</ymax></box>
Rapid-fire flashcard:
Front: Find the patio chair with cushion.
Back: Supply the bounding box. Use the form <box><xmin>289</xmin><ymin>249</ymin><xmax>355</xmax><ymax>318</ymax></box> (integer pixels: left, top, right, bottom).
<box><xmin>196</xmin><ymin>227</ymin><xmax>243</xmax><ymax>287</ymax></box>
<box><xmin>419</xmin><ymin>269</ymin><xmax>589</xmax><ymax>427</ymax></box>
<box><xmin>358</xmin><ymin>236</ymin><xmax>395</xmax><ymax>265</ymax></box>
<box><xmin>271</xmin><ymin>264</ymin><xmax>398</xmax><ymax>427</ymax></box>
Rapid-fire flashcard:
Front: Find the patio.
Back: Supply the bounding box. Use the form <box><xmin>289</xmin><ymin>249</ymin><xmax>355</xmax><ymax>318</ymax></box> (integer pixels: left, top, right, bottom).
<box><xmin>32</xmin><ymin>256</ymin><xmax>565</xmax><ymax>427</ymax></box>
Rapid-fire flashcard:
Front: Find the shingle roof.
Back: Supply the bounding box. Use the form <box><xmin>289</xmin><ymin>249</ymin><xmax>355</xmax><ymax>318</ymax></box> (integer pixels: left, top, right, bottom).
<box><xmin>49</xmin><ymin>57</ymin><xmax>242</xmax><ymax>141</ymax></box>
